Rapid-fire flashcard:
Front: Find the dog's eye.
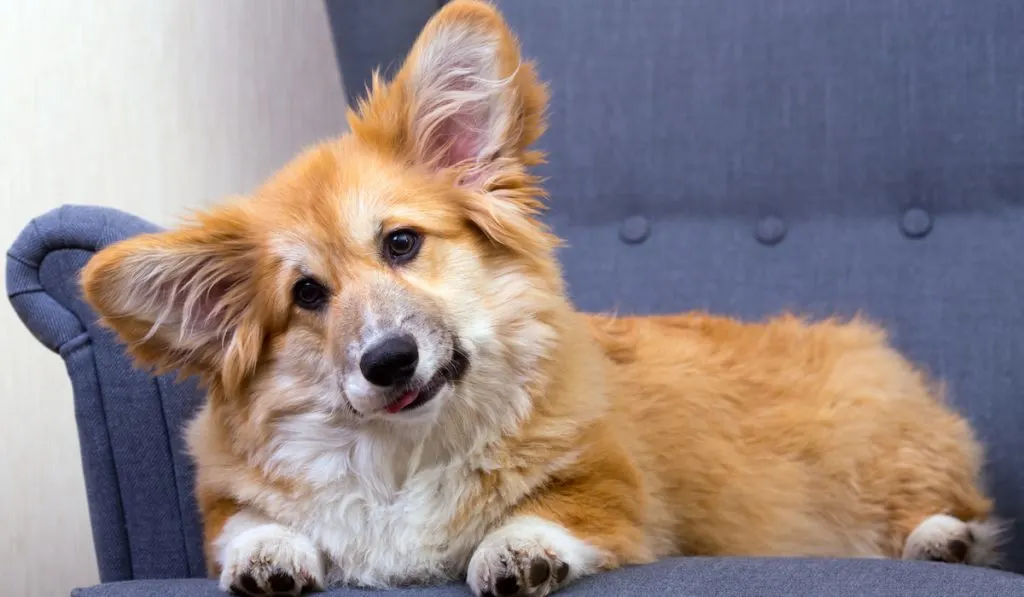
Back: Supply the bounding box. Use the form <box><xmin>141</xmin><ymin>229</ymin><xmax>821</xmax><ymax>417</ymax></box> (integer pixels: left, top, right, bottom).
<box><xmin>292</xmin><ymin>278</ymin><xmax>329</xmax><ymax>310</ymax></box>
<box><xmin>383</xmin><ymin>229</ymin><xmax>422</xmax><ymax>264</ymax></box>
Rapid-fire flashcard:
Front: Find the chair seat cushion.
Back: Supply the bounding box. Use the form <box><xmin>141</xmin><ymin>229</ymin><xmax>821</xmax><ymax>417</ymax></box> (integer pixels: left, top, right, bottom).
<box><xmin>71</xmin><ymin>557</ymin><xmax>1024</xmax><ymax>596</ymax></box>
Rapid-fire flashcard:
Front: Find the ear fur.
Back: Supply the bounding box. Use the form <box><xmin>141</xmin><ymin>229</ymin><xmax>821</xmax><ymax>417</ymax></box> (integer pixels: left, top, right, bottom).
<box><xmin>350</xmin><ymin>0</ymin><xmax>548</xmax><ymax>179</ymax></box>
<box><xmin>81</xmin><ymin>203</ymin><xmax>265</xmax><ymax>390</ymax></box>
<box><xmin>348</xmin><ymin>0</ymin><xmax>557</xmax><ymax>260</ymax></box>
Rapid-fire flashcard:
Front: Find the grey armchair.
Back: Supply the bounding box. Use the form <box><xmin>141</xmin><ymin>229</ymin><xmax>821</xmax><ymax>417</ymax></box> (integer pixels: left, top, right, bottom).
<box><xmin>8</xmin><ymin>1</ymin><xmax>1024</xmax><ymax>595</ymax></box>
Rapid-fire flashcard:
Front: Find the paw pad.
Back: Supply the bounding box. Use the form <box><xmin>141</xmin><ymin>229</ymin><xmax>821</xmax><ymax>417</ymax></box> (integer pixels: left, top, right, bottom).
<box><xmin>471</xmin><ymin>549</ymin><xmax>570</xmax><ymax>597</ymax></box>
<box><xmin>528</xmin><ymin>559</ymin><xmax>550</xmax><ymax>586</ymax></box>
<box><xmin>228</xmin><ymin>567</ymin><xmax>311</xmax><ymax>596</ymax></box>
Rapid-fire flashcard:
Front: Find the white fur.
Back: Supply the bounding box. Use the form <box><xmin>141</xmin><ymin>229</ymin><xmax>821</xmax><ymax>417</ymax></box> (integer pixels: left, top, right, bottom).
<box><xmin>467</xmin><ymin>516</ymin><xmax>605</xmax><ymax>597</ymax></box>
<box><xmin>215</xmin><ymin>510</ymin><xmax>325</xmax><ymax>593</ymax></box>
<box><xmin>241</xmin><ymin>420</ymin><xmax>581</xmax><ymax>588</ymax></box>
<box><xmin>902</xmin><ymin>514</ymin><xmax>1002</xmax><ymax>566</ymax></box>
<box><xmin>244</xmin><ymin>457</ymin><xmax>495</xmax><ymax>587</ymax></box>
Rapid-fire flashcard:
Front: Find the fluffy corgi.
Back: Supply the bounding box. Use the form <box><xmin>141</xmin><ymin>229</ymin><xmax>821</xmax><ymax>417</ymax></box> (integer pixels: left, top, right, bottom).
<box><xmin>81</xmin><ymin>1</ymin><xmax>1000</xmax><ymax>595</ymax></box>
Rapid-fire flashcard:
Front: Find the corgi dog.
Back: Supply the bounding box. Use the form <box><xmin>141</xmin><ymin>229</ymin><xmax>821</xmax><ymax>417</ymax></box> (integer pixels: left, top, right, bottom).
<box><xmin>81</xmin><ymin>1</ymin><xmax>1000</xmax><ymax>595</ymax></box>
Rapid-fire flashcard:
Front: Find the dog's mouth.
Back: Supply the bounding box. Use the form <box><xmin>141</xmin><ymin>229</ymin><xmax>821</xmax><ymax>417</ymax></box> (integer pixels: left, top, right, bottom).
<box><xmin>383</xmin><ymin>346</ymin><xmax>469</xmax><ymax>415</ymax></box>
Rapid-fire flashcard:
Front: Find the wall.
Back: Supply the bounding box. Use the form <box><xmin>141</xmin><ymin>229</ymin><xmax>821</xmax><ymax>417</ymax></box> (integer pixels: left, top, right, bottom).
<box><xmin>0</xmin><ymin>2</ymin><xmax>347</xmax><ymax>595</ymax></box>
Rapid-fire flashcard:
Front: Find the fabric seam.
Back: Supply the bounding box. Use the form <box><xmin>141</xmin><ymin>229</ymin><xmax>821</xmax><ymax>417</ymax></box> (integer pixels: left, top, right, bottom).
<box><xmin>153</xmin><ymin>377</ymin><xmax>195</xmax><ymax>577</ymax></box>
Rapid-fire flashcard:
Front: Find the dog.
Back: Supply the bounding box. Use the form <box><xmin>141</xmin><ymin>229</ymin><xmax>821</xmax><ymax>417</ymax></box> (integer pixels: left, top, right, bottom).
<box><xmin>81</xmin><ymin>1</ymin><xmax>1001</xmax><ymax>595</ymax></box>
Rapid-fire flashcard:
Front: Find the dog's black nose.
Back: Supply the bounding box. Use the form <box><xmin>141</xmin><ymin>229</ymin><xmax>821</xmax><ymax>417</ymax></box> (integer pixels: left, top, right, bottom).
<box><xmin>360</xmin><ymin>334</ymin><xmax>418</xmax><ymax>387</ymax></box>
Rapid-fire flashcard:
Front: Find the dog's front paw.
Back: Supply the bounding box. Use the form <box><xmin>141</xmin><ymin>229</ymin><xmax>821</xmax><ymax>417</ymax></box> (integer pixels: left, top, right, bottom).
<box><xmin>218</xmin><ymin>523</ymin><xmax>324</xmax><ymax>596</ymax></box>
<box><xmin>467</xmin><ymin>516</ymin><xmax>602</xmax><ymax>597</ymax></box>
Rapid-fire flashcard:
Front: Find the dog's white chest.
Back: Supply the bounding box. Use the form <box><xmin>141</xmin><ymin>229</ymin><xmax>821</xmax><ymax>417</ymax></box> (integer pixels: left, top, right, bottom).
<box><xmin>283</xmin><ymin>466</ymin><xmax>491</xmax><ymax>587</ymax></box>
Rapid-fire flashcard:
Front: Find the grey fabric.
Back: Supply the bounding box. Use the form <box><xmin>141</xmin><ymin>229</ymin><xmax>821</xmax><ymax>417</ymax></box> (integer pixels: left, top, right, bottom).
<box><xmin>324</xmin><ymin>0</ymin><xmax>444</xmax><ymax>106</ymax></box>
<box><xmin>497</xmin><ymin>0</ymin><xmax>1024</xmax><ymax>222</ymax></box>
<box><xmin>68</xmin><ymin>558</ymin><xmax>1024</xmax><ymax>596</ymax></box>
<box><xmin>6</xmin><ymin>206</ymin><xmax>206</xmax><ymax>582</ymax></box>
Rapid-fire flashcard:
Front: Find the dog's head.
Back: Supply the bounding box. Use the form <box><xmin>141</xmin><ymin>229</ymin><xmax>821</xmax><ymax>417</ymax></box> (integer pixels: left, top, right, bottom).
<box><xmin>82</xmin><ymin>1</ymin><xmax>564</xmax><ymax>449</ymax></box>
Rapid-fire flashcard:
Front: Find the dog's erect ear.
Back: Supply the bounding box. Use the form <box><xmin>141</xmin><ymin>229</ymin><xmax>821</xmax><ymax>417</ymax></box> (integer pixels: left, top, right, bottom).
<box><xmin>81</xmin><ymin>204</ymin><xmax>265</xmax><ymax>390</ymax></box>
<box><xmin>350</xmin><ymin>0</ymin><xmax>548</xmax><ymax>186</ymax></box>
<box><xmin>350</xmin><ymin>0</ymin><xmax>557</xmax><ymax>263</ymax></box>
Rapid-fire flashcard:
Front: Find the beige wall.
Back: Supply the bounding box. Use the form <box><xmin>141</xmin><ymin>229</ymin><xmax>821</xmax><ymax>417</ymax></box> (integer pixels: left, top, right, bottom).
<box><xmin>0</xmin><ymin>2</ymin><xmax>347</xmax><ymax>595</ymax></box>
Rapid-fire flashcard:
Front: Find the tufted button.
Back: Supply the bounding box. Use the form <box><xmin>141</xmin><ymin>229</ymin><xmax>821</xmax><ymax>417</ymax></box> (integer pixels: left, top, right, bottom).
<box><xmin>619</xmin><ymin>215</ymin><xmax>651</xmax><ymax>244</ymax></box>
<box><xmin>754</xmin><ymin>215</ymin><xmax>787</xmax><ymax>246</ymax></box>
<box><xmin>900</xmin><ymin>207</ymin><xmax>933</xmax><ymax>239</ymax></box>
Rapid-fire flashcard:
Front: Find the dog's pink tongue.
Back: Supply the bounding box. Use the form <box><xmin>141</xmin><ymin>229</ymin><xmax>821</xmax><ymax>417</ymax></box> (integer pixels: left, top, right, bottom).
<box><xmin>385</xmin><ymin>390</ymin><xmax>419</xmax><ymax>414</ymax></box>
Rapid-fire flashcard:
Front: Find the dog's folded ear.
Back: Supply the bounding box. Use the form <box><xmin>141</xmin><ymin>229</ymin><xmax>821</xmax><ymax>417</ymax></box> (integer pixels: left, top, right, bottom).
<box><xmin>350</xmin><ymin>0</ymin><xmax>548</xmax><ymax>189</ymax></box>
<box><xmin>81</xmin><ymin>203</ymin><xmax>267</xmax><ymax>390</ymax></box>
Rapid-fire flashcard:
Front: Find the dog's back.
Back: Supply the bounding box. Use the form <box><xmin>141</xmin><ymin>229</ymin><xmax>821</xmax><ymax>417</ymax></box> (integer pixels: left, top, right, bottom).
<box><xmin>590</xmin><ymin>312</ymin><xmax>997</xmax><ymax>562</ymax></box>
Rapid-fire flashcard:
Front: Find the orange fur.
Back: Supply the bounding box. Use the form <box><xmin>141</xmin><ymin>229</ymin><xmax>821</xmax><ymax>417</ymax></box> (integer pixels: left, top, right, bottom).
<box><xmin>81</xmin><ymin>1</ymin><xmax>997</xmax><ymax>594</ymax></box>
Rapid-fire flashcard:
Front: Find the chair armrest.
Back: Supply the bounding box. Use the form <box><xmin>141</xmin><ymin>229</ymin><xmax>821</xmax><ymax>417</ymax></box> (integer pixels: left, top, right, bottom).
<box><xmin>7</xmin><ymin>205</ymin><xmax>206</xmax><ymax>582</ymax></box>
